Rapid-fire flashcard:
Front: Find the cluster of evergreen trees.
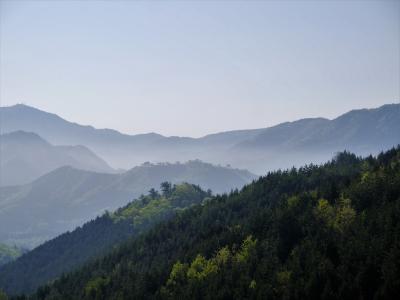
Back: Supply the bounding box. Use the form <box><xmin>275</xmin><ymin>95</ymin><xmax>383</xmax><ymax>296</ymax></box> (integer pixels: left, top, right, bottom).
<box><xmin>3</xmin><ymin>147</ymin><xmax>400</xmax><ymax>299</ymax></box>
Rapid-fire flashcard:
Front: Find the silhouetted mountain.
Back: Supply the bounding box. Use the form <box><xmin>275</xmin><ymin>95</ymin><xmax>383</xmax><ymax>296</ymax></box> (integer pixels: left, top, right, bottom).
<box><xmin>0</xmin><ymin>161</ymin><xmax>256</xmax><ymax>248</ymax></box>
<box><xmin>1</xmin><ymin>103</ymin><xmax>399</xmax><ymax>173</ymax></box>
<box><xmin>0</xmin><ymin>131</ymin><xmax>114</xmax><ymax>186</ymax></box>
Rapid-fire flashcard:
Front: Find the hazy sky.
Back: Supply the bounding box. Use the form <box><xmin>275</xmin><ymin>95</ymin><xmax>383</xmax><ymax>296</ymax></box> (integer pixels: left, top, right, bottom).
<box><xmin>1</xmin><ymin>0</ymin><xmax>399</xmax><ymax>137</ymax></box>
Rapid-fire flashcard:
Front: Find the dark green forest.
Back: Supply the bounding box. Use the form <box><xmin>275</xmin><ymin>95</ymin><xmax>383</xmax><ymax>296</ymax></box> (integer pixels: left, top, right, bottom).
<box><xmin>4</xmin><ymin>147</ymin><xmax>400</xmax><ymax>299</ymax></box>
<box><xmin>0</xmin><ymin>183</ymin><xmax>210</xmax><ymax>295</ymax></box>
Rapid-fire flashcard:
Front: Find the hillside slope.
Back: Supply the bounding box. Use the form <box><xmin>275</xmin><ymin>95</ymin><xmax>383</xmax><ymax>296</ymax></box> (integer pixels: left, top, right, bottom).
<box><xmin>12</xmin><ymin>146</ymin><xmax>399</xmax><ymax>299</ymax></box>
<box><xmin>0</xmin><ymin>161</ymin><xmax>256</xmax><ymax>247</ymax></box>
<box><xmin>0</xmin><ymin>183</ymin><xmax>209</xmax><ymax>294</ymax></box>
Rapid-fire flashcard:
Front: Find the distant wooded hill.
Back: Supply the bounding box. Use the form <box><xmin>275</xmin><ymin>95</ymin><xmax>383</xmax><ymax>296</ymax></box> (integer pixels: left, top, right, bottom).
<box><xmin>0</xmin><ymin>160</ymin><xmax>256</xmax><ymax>248</ymax></box>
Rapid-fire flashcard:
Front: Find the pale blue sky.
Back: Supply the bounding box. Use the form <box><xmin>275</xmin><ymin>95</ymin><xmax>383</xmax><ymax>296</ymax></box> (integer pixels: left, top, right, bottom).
<box><xmin>1</xmin><ymin>0</ymin><xmax>399</xmax><ymax>137</ymax></box>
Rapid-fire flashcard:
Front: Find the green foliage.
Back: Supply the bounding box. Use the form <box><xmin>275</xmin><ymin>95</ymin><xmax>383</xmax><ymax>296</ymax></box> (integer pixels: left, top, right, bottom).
<box><xmin>162</xmin><ymin>235</ymin><xmax>257</xmax><ymax>298</ymax></box>
<box><xmin>334</xmin><ymin>197</ymin><xmax>356</xmax><ymax>232</ymax></box>
<box><xmin>187</xmin><ymin>254</ymin><xmax>218</xmax><ymax>281</ymax></box>
<box><xmin>235</xmin><ymin>235</ymin><xmax>257</xmax><ymax>263</ymax></box>
<box><xmin>111</xmin><ymin>182</ymin><xmax>206</xmax><ymax>225</ymax></box>
<box><xmin>315</xmin><ymin>197</ymin><xmax>356</xmax><ymax>233</ymax></box>
<box><xmin>112</xmin><ymin>197</ymin><xmax>172</xmax><ymax>225</ymax></box>
<box><xmin>7</xmin><ymin>147</ymin><xmax>400</xmax><ymax>299</ymax></box>
<box><xmin>84</xmin><ymin>277</ymin><xmax>110</xmax><ymax>300</ymax></box>
<box><xmin>165</xmin><ymin>261</ymin><xmax>188</xmax><ymax>288</ymax></box>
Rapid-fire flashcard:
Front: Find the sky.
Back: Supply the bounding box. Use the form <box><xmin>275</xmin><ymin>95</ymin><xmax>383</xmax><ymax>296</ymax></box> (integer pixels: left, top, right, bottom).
<box><xmin>0</xmin><ymin>0</ymin><xmax>399</xmax><ymax>137</ymax></box>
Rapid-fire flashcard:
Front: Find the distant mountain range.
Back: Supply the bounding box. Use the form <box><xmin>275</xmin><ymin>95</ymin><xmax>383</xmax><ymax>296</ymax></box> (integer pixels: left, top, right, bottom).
<box><xmin>0</xmin><ymin>103</ymin><xmax>398</xmax><ymax>298</ymax></box>
<box><xmin>1</xmin><ymin>103</ymin><xmax>399</xmax><ymax>174</ymax></box>
<box><xmin>0</xmin><ymin>103</ymin><xmax>398</xmax><ymax>248</ymax></box>
<box><xmin>0</xmin><ymin>160</ymin><xmax>256</xmax><ymax>248</ymax></box>
<box><xmin>0</xmin><ymin>131</ymin><xmax>114</xmax><ymax>186</ymax></box>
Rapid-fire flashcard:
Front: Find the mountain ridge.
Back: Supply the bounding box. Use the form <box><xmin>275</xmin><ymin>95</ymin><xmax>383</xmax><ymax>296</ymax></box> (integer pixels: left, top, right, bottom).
<box><xmin>3</xmin><ymin>103</ymin><xmax>396</xmax><ymax>139</ymax></box>
<box><xmin>1</xmin><ymin>103</ymin><xmax>399</xmax><ymax>173</ymax></box>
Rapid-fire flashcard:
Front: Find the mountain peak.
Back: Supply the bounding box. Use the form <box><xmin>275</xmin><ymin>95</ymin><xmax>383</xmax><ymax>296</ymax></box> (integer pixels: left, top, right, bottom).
<box><xmin>5</xmin><ymin>103</ymin><xmax>44</xmax><ymax>113</ymax></box>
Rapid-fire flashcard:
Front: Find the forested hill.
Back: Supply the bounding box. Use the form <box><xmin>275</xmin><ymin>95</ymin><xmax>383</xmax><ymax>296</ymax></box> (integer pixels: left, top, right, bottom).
<box><xmin>10</xmin><ymin>146</ymin><xmax>400</xmax><ymax>299</ymax></box>
<box><xmin>0</xmin><ymin>160</ymin><xmax>255</xmax><ymax>248</ymax></box>
<box><xmin>0</xmin><ymin>183</ymin><xmax>210</xmax><ymax>295</ymax></box>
